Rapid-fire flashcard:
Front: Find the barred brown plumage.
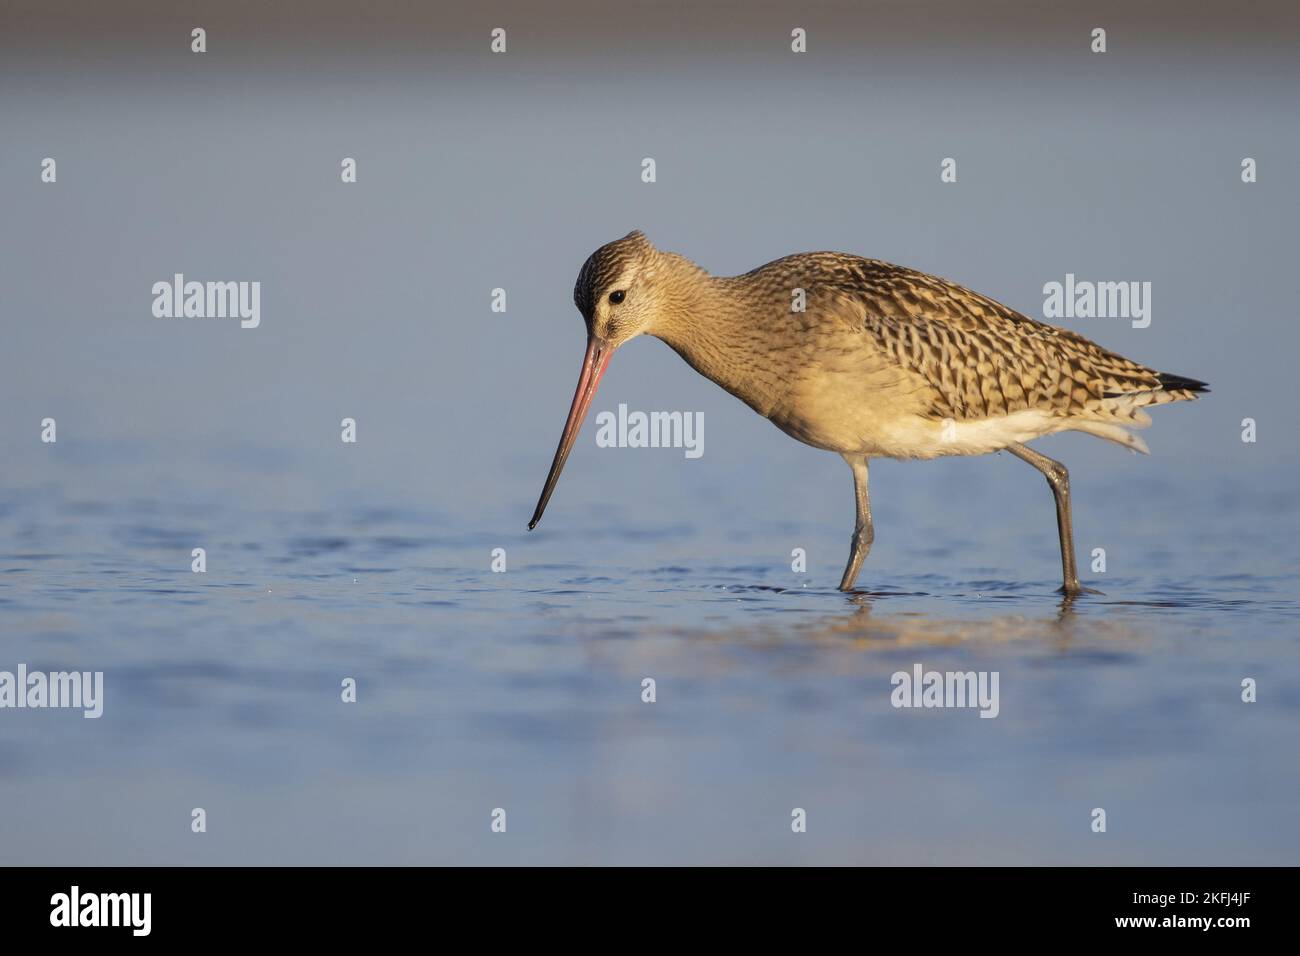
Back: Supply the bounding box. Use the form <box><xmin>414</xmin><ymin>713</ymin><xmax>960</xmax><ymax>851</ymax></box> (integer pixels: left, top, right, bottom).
<box><xmin>743</xmin><ymin>252</ymin><xmax>1204</xmax><ymax>426</ymax></box>
<box><xmin>531</xmin><ymin>231</ymin><xmax>1207</xmax><ymax>596</ymax></box>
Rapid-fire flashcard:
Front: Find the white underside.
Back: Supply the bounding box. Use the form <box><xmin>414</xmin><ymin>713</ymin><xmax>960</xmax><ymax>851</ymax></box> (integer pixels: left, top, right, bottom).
<box><xmin>872</xmin><ymin>408</ymin><xmax>1151</xmax><ymax>459</ymax></box>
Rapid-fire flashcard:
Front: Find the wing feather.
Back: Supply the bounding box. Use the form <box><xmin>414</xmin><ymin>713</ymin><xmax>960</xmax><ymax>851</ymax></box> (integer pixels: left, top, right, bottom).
<box><xmin>788</xmin><ymin>254</ymin><xmax>1190</xmax><ymax>422</ymax></box>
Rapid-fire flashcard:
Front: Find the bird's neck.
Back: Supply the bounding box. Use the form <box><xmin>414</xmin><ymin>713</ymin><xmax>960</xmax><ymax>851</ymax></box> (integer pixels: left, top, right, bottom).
<box><xmin>650</xmin><ymin>266</ymin><xmax>778</xmax><ymax>416</ymax></box>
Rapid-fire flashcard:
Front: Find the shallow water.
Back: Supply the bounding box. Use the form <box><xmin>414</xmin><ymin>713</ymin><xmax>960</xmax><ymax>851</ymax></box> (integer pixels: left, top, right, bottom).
<box><xmin>1</xmin><ymin>442</ymin><xmax>1297</xmax><ymax>865</ymax></box>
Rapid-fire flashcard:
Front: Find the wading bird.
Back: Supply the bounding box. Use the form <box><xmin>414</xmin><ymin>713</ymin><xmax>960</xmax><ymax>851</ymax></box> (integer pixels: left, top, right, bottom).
<box><xmin>528</xmin><ymin>231</ymin><xmax>1206</xmax><ymax>595</ymax></box>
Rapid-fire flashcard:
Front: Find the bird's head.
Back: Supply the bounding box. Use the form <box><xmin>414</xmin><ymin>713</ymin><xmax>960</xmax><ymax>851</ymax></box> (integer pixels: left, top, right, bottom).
<box><xmin>572</xmin><ymin>229</ymin><xmax>667</xmax><ymax>348</ymax></box>
<box><xmin>529</xmin><ymin>230</ymin><xmax>685</xmax><ymax>530</ymax></box>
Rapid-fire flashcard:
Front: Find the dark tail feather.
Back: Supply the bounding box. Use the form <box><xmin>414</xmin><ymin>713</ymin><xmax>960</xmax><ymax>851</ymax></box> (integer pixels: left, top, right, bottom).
<box><xmin>1103</xmin><ymin>372</ymin><xmax>1209</xmax><ymax>399</ymax></box>
<box><xmin>1155</xmin><ymin>372</ymin><xmax>1210</xmax><ymax>394</ymax></box>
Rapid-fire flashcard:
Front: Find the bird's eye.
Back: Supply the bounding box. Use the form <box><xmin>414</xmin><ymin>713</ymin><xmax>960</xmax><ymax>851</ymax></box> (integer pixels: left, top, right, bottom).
<box><xmin>608</xmin><ymin>290</ymin><xmax>626</xmax><ymax>304</ymax></box>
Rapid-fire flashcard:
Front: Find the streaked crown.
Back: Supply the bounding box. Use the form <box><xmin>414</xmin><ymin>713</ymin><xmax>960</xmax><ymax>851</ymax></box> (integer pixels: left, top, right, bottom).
<box><xmin>573</xmin><ymin>230</ymin><xmax>653</xmax><ymax>318</ymax></box>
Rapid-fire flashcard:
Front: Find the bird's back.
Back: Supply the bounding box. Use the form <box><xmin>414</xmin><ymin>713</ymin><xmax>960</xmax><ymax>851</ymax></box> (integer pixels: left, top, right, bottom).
<box><xmin>729</xmin><ymin>252</ymin><xmax>1205</xmax><ymax>455</ymax></box>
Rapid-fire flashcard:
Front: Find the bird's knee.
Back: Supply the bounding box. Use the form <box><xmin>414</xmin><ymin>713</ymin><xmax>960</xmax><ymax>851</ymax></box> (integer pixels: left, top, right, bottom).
<box><xmin>1045</xmin><ymin>462</ymin><xmax>1069</xmax><ymax>491</ymax></box>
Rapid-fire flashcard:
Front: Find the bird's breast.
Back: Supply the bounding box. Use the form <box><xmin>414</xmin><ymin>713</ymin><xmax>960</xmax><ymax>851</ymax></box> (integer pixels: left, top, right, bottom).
<box><xmin>766</xmin><ymin>359</ymin><xmax>929</xmax><ymax>454</ymax></box>
<box><xmin>656</xmin><ymin>308</ymin><xmax>938</xmax><ymax>455</ymax></box>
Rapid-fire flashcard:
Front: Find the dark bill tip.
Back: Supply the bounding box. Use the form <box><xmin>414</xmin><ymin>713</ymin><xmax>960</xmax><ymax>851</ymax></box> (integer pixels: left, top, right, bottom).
<box><xmin>527</xmin><ymin>336</ymin><xmax>612</xmax><ymax>530</ymax></box>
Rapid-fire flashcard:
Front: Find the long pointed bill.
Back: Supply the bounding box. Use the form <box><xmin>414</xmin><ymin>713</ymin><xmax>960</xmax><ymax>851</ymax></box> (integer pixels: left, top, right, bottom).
<box><xmin>528</xmin><ymin>336</ymin><xmax>613</xmax><ymax>529</ymax></box>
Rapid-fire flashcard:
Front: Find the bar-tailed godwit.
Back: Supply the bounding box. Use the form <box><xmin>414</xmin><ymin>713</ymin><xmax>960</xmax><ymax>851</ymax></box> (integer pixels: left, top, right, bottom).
<box><xmin>528</xmin><ymin>231</ymin><xmax>1207</xmax><ymax>595</ymax></box>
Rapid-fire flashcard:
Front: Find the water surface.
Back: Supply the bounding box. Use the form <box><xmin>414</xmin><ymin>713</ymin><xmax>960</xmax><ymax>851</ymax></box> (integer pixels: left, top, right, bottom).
<box><xmin>1</xmin><ymin>443</ymin><xmax>1296</xmax><ymax>865</ymax></box>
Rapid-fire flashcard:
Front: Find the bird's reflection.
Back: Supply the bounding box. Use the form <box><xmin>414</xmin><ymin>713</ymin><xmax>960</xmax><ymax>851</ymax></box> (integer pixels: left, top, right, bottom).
<box><xmin>708</xmin><ymin>586</ymin><xmax>1141</xmax><ymax>652</ymax></box>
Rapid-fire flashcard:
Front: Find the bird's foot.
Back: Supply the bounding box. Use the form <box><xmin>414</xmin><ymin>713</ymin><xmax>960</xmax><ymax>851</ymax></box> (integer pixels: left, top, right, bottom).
<box><xmin>1059</xmin><ymin>583</ymin><xmax>1104</xmax><ymax>598</ymax></box>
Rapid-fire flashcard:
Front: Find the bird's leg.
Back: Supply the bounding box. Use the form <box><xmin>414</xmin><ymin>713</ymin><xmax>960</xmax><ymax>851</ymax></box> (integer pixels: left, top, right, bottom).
<box><xmin>1005</xmin><ymin>442</ymin><xmax>1100</xmax><ymax>597</ymax></box>
<box><xmin>838</xmin><ymin>455</ymin><xmax>873</xmax><ymax>592</ymax></box>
